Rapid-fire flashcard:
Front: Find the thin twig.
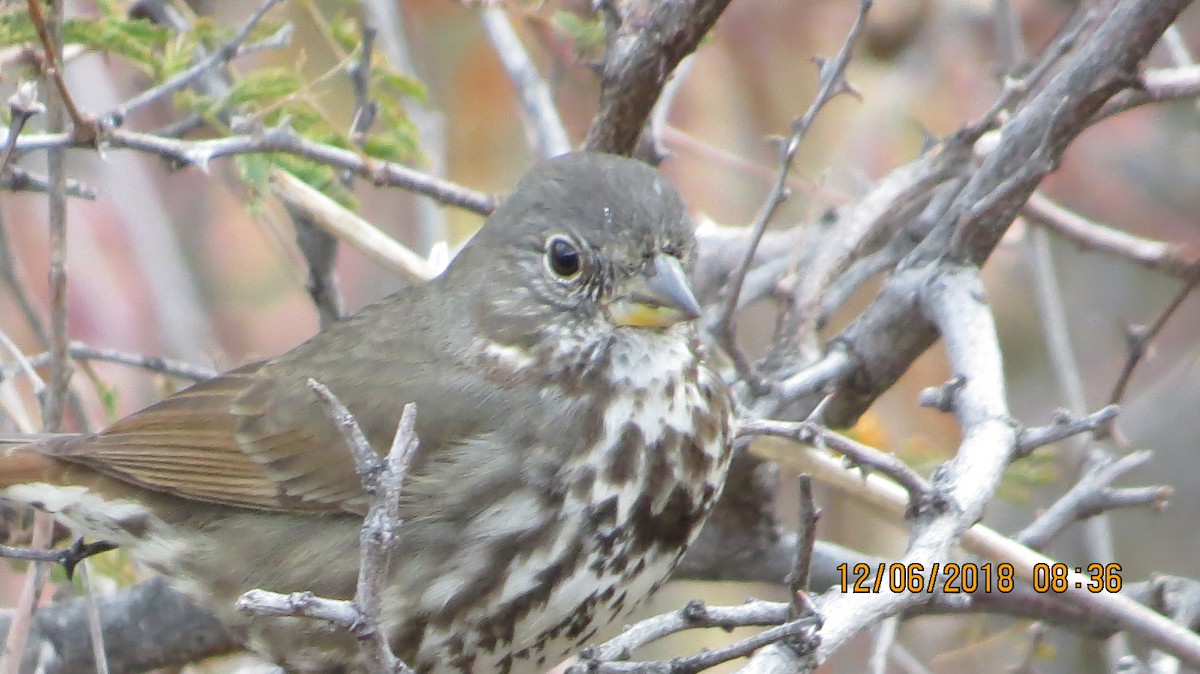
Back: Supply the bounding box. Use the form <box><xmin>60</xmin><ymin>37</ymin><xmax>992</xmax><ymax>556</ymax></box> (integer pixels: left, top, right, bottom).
<box><xmin>1014</xmin><ymin>405</ymin><xmax>1119</xmax><ymax>456</ymax></box>
<box><xmin>0</xmin><ymin>513</ymin><xmax>53</xmax><ymax>674</ymax></box>
<box><xmin>737</xmin><ymin>417</ymin><xmax>931</xmax><ymax>502</ymax></box>
<box><xmin>786</xmin><ymin>475</ymin><xmax>819</xmax><ymax>620</ymax></box>
<box><xmin>271</xmin><ymin>169</ymin><xmax>435</xmax><ymax>285</ymax></box>
<box><xmin>1106</xmin><ymin>271</ymin><xmax>1200</xmax><ymax>409</ymax></box>
<box><xmin>0</xmin><ymin>82</ymin><xmax>45</xmax><ymax>177</ymax></box>
<box><xmin>102</xmin><ymin>0</ymin><xmax>284</xmax><ymax>127</ymax></box>
<box><xmin>76</xmin><ymin>563</ymin><xmax>111</xmax><ymax>674</ymax></box>
<box><xmin>24</xmin><ymin>0</ymin><xmax>92</xmax><ymax>140</ymax></box>
<box><xmin>1016</xmin><ymin>450</ymin><xmax>1170</xmax><ymax>550</ymax></box>
<box><xmin>713</xmin><ymin>0</ymin><xmax>871</xmax><ymax>390</ymax></box>
<box><xmin>1024</xmin><ymin>192</ymin><xmax>1199</xmax><ymax>279</ymax></box>
<box><xmin>480</xmin><ymin>6</ymin><xmax>571</xmax><ymax>159</ymax></box>
<box><xmin>40</xmin><ymin>0</ymin><xmax>70</xmax><ymax>434</ymax></box>
<box><xmin>11</xmin><ymin>127</ymin><xmax>496</xmax><ymax>215</ymax></box>
<box><xmin>238</xmin><ymin>383</ymin><xmax>418</xmax><ymax>674</ymax></box>
<box><xmin>7</xmin><ymin>342</ymin><xmax>217</xmax><ymax>382</ymax></box>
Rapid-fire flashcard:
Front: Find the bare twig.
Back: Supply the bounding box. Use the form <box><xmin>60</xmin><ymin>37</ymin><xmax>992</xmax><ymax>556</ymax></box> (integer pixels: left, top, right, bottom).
<box><xmin>39</xmin><ymin>0</ymin><xmax>70</xmax><ymax>434</ymax></box>
<box><xmin>271</xmin><ymin>170</ymin><xmax>435</xmax><ymax>284</ymax></box>
<box><xmin>583</xmin><ymin>0</ymin><xmax>733</xmax><ymax>155</ymax></box>
<box><xmin>0</xmin><ymin>342</ymin><xmax>216</xmax><ymax>384</ymax></box>
<box><xmin>585</xmin><ymin>611</ymin><xmax>820</xmax><ymax>674</ymax></box>
<box><xmin>0</xmin><ymin>166</ymin><xmax>97</xmax><ymax>199</ymax></box>
<box><xmin>1017</xmin><ymin>451</ymin><xmax>1170</xmax><ymax>550</ymax></box>
<box><xmin>1024</xmin><ymin>192</ymin><xmax>1199</xmax><ymax>279</ymax></box>
<box><xmin>237</xmin><ymin>382</ymin><xmax>418</xmax><ymax>674</ymax></box>
<box><xmin>1106</xmin><ymin>272</ymin><xmax>1200</xmax><ymax>409</ymax></box>
<box><xmin>738</xmin><ymin>418</ymin><xmax>932</xmax><ymax>502</ymax></box>
<box><xmin>787</xmin><ymin>475</ymin><xmax>820</xmax><ymax>620</ymax></box>
<box><xmin>24</xmin><ymin>0</ymin><xmax>92</xmax><ymax>140</ymax></box>
<box><xmin>1015</xmin><ymin>405</ymin><xmax>1120</xmax><ymax>456</ymax></box>
<box><xmin>75</xmin><ymin>563</ymin><xmax>110</xmax><ymax>674</ymax></box>
<box><xmin>11</xmin><ymin>127</ymin><xmax>495</xmax><ymax>215</ymax></box>
<box><xmin>714</xmin><ymin>1</ymin><xmax>871</xmax><ymax>389</ymax></box>
<box><xmin>103</xmin><ymin>0</ymin><xmax>284</xmax><ymax>127</ymax></box>
<box><xmin>0</xmin><ymin>82</ymin><xmax>45</xmax><ymax>177</ymax></box>
<box><xmin>1097</xmin><ymin>64</ymin><xmax>1200</xmax><ymax>120</ymax></box>
<box><xmin>0</xmin><ymin>513</ymin><xmax>53</xmax><ymax>674</ymax></box>
<box><xmin>480</xmin><ymin>7</ymin><xmax>571</xmax><ymax>159</ymax></box>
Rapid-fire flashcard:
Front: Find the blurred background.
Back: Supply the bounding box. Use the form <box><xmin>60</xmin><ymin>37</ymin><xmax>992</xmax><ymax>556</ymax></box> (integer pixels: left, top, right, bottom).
<box><xmin>2</xmin><ymin>0</ymin><xmax>1200</xmax><ymax>672</ymax></box>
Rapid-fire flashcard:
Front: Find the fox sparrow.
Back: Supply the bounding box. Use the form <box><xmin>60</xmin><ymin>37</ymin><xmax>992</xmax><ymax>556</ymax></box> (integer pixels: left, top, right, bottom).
<box><xmin>0</xmin><ymin>152</ymin><xmax>734</xmax><ymax>674</ymax></box>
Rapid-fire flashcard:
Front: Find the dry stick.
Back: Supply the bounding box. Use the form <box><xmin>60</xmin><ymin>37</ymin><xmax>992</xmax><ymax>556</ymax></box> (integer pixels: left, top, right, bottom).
<box><xmin>103</xmin><ymin>0</ymin><xmax>284</xmax><ymax>127</ymax></box>
<box><xmin>479</xmin><ymin>6</ymin><xmax>571</xmax><ymax>160</ymax></box>
<box><xmin>787</xmin><ymin>475</ymin><xmax>820</xmax><ymax>620</ymax></box>
<box><xmin>237</xmin><ymin>382</ymin><xmax>418</xmax><ymax>674</ymax></box>
<box><xmin>738</xmin><ymin>418</ymin><xmax>930</xmax><ymax>501</ymax></box>
<box><xmin>1</xmin><ymin>343</ymin><xmax>217</xmax><ymax>383</ymax></box>
<box><xmin>1016</xmin><ymin>450</ymin><xmax>1171</xmax><ymax>551</ymax></box>
<box><xmin>1096</xmin><ymin>64</ymin><xmax>1200</xmax><ymax>121</ymax></box>
<box><xmin>0</xmin><ymin>83</ymin><xmax>45</xmax><ymax>177</ymax></box>
<box><xmin>583</xmin><ymin>0</ymin><xmax>734</xmax><ymax>156</ymax></box>
<box><xmin>0</xmin><ymin>167</ymin><xmax>95</xmax><ymax>199</ymax></box>
<box><xmin>1023</xmin><ymin>193</ymin><xmax>1199</xmax><ymax>279</ymax></box>
<box><xmin>76</xmin><ymin>564</ymin><xmax>110</xmax><ymax>674</ymax></box>
<box><xmin>1014</xmin><ymin>404</ymin><xmax>1119</xmax><ymax>456</ymax></box>
<box><xmin>36</xmin><ymin>0</ymin><xmax>70</xmax><ymax>433</ymax></box>
<box><xmin>1106</xmin><ymin>271</ymin><xmax>1200</xmax><ymax>408</ymax></box>
<box><xmin>12</xmin><ymin>127</ymin><xmax>495</xmax><ymax>215</ymax></box>
<box><xmin>271</xmin><ymin>169</ymin><xmax>436</xmax><ymax>285</ymax></box>
<box><xmin>1012</xmin><ymin>222</ymin><xmax>1133</xmax><ymax>673</ymax></box>
<box><xmin>714</xmin><ymin>0</ymin><xmax>871</xmax><ymax>389</ymax></box>
<box><xmin>23</xmin><ymin>0</ymin><xmax>90</xmax><ymax>139</ymax></box>
<box><xmin>572</xmin><ymin>600</ymin><xmax>790</xmax><ymax>670</ymax></box>
<box><xmin>0</xmin><ymin>514</ymin><xmax>53</xmax><ymax>674</ymax></box>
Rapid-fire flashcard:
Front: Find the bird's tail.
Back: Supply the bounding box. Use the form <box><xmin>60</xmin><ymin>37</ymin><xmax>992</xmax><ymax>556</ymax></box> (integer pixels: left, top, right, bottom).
<box><xmin>0</xmin><ymin>436</ymin><xmax>77</xmax><ymax>488</ymax></box>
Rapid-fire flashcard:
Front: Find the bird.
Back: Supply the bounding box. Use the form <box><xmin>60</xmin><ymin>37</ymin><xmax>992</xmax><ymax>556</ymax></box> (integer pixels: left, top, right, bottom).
<box><xmin>0</xmin><ymin>151</ymin><xmax>734</xmax><ymax>674</ymax></box>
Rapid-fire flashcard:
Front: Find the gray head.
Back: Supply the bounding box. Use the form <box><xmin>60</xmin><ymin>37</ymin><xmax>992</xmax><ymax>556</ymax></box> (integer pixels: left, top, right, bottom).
<box><xmin>444</xmin><ymin>152</ymin><xmax>701</xmax><ymax>354</ymax></box>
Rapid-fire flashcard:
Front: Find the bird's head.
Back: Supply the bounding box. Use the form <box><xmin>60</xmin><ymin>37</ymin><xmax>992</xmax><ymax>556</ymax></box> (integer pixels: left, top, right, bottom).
<box><xmin>446</xmin><ymin>152</ymin><xmax>702</xmax><ymax>360</ymax></box>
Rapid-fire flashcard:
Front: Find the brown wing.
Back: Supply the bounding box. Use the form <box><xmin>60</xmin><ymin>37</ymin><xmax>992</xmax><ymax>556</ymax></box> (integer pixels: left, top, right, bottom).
<box><xmin>54</xmin><ymin>361</ymin><xmax>367</xmax><ymax>514</ymax></box>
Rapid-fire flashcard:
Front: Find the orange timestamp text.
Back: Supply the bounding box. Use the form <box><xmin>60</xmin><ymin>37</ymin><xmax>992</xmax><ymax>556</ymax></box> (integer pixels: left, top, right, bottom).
<box><xmin>836</xmin><ymin>562</ymin><xmax>1123</xmax><ymax>594</ymax></box>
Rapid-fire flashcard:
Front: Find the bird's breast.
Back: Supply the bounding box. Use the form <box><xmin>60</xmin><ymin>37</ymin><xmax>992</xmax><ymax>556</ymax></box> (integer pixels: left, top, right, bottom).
<box><xmin>400</xmin><ymin>335</ymin><xmax>734</xmax><ymax>673</ymax></box>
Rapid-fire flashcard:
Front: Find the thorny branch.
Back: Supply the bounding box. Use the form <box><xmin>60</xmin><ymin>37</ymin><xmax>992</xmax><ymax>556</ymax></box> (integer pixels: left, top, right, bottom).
<box><xmin>713</xmin><ymin>0</ymin><xmax>871</xmax><ymax>389</ymax></box>
<box><xmin>237</xmin><ymin>383</ymin><xmax>419</xmax><ymax>674</ymax></box>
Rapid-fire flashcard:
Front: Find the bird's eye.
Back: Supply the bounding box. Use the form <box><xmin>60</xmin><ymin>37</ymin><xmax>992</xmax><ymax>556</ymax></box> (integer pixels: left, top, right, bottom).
<box><xmin>546</xmin><ymin>237</ymin><xmax>581</xmax><ymax>278</ymax></box>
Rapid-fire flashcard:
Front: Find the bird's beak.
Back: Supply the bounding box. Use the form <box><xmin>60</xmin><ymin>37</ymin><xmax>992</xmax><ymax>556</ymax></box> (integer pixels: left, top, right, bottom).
<box><xmin>610</xmin><ymin>255</ymin><xmax>702</xmax><ymax>329</ymax></box>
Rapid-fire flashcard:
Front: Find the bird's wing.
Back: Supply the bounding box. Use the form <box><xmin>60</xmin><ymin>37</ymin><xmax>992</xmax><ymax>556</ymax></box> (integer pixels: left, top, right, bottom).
<box><xmin>48</xmin><ymin>360</ymin><xmax>365</xmax><ymax>513</ymax></box>
<box><xmin>40</xmin><ymin>283</ymin><xmax>504</xmax><ymax>515</ymax></box>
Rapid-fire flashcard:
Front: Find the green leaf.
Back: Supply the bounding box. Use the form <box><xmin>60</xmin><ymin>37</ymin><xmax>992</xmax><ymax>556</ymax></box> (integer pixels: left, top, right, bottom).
<box><xmin>227</xmin><ymin>68</ymin><xmax>303</xmax><ymax>108</ymax></box>
<box><xmin>552</xmin><ymin>10</ymin><xmax>605</xmax><ymax>59</ymax></box>
<box><xmin>372</xmin><ymin>69</ymin><xmax>427</xmax><ymax>104</ymax></box>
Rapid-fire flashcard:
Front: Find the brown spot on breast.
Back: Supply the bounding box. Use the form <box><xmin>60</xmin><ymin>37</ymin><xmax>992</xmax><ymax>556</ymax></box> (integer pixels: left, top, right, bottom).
<box><xmin>681</xmin><ymin>435</ymin><xmax>714</xmax><ymax>481</ymax></box>
<box><xmin>588</xmin><ymin>496</ymin><xmax>617</xmax><ymax>527</ymax></box>
<box><xmin>605</xmin><ymin>424</ymin><xmax>644</xmax><ymax>483</ymax></box>
<box><xmin>571</xmin><ymin>465</ymin><xmax>596</xmax><ymax>500</ymax></box>
<box><xmin>628</xmin><ymin>486</ymin><xmax>702</xmax><ymax>556</ymax></box>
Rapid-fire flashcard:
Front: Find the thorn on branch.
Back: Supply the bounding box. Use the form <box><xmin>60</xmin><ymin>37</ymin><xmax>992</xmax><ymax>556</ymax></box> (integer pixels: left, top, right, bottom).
<box><xmin>785</xmin><ymin>475</ymin><xmax>820</xmax><ymax>621</ymax></box>
<box><xmin>918</xmin><ymin>375</ymin><xmax>966</xmax><ymax>413</ymax></box>
<box><xmin>0</xmin><ymin>538</ymin><xmax>116</xmax><ymax>580</ymax></box>
<box><xmin>1016</xmin><ymin>449</ymin><xmax>1168</xmax><ymax>550</ymax></box>
<box><xmin>240</xmin><ymin>385</ymin><xmax>419</xmax><ymax>674</ymax></box>
<box><xmin>1015</xmin><ymin>404</ymin><xmax>1120</xmax><ymax>457</ymax></box>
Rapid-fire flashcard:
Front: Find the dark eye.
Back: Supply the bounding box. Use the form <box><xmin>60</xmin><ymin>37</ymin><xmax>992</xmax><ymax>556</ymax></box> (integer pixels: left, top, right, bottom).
<box><xmin>546</xmin><ymin>237</ymin><xmax>581</xmax><ymax>278</ymax></box>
